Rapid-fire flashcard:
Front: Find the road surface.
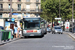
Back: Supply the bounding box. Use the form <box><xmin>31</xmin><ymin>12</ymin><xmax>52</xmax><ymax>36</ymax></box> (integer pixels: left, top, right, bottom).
<box><xmin>0</xmin><ymin>32</ymin><xmax>75</xmax><ymax>50</ymax></box>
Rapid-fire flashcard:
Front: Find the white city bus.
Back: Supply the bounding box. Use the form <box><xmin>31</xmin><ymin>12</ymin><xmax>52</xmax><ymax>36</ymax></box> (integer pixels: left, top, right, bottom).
<box><xmin>20</xmin><ymin>17</ymin><xmax>47</xmax><ymax>37</ymax></box>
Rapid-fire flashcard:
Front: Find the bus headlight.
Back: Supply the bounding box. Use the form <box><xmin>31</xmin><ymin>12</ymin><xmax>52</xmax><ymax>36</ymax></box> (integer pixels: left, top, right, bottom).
<box><xmin>37</xmin><ymin>30</ymin><xmax>41</xmax><ymax>33</ymax></box>
<box><xmin>23</xmin><ymin>30</ymin><xmax>27</xmax><ymax>33</ymax></box>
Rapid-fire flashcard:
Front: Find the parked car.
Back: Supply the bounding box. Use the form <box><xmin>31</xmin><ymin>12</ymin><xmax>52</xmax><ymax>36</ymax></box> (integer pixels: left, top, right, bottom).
<box><xmin>52</xmin><ymin>26</ymin><xmax>63</xmax><ymax>34</ymax></box>
<box><xmin>47</xmin><ymin>27</ymin><xmax>51</xmax><ymax>33</ymax></box>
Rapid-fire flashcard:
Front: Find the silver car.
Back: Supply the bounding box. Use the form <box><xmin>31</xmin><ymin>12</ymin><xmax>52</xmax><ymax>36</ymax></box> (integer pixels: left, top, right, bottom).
<box><xmin>52</xmin><ymin>26</ymin><xmax>63</xmax><ymax>34</ymax></box>
<box><xmin>47</xmin><ymin>27</ymin><xmax>51</xmax><ymax>33</ymax></box>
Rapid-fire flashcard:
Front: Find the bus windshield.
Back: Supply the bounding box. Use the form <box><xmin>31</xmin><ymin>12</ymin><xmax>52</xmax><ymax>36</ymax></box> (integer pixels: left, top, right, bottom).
<box><xmin>54</xmin><ymin>27</ymin><xmax>61</xmax><ymax>29</ymax></box>
<box><xmin>24</xmin><ymin>20</ymin><xmax>40</xmax><ymax>30</ymax></box>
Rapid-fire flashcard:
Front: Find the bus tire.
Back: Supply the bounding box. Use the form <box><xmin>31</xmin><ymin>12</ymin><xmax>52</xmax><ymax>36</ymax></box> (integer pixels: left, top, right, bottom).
<box><xmin>44</xmin><ymin>32</ymin><xmax>47</xmax><ymax>34</ymax></box>
<box><xmin>41</xmin><ymin>35</ymin><xmax>44</xmax><ymax>38</ymax></box>
<box><xmin>24</xmin><ymin>36</ymin><xmax>28</xmax><ymax>38</ymax></box>
<box><xmin>40</xmin><ymin>34</ymin><xmax>44</xmax><ymax>38</ymax></box>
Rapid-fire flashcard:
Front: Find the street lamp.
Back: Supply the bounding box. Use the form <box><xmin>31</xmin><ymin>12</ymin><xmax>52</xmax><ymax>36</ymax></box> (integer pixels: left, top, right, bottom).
<box><xmin>72</xmin><ymin>0</ymin><xmax>74</xmax><ymax>33</ymax></box>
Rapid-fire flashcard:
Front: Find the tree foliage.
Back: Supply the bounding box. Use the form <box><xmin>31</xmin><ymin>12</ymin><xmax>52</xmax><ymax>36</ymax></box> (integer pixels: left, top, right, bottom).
<box><xmin>41</xmin><ymin>0</ymin><xmax>75</xmax><ymax>22</ymax></box>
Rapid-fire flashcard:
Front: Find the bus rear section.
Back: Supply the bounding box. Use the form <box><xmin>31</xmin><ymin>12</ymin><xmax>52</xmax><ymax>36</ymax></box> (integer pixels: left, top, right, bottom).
<box><xmin>22</xmin><ymin>17</ymin><xmax>44</xmax><ymax>37</ymax></box>
<box><xmin>41</xmin><ymin>20</ymin><xmax>47</xmax><ymax>34</ymax></box>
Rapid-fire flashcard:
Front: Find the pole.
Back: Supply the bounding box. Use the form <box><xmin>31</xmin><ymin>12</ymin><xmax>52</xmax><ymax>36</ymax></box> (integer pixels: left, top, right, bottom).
<box><xmin>52</xmin><ymin>18</ymin><xmax>53</xmax><ymax>27</ymax></box>
<box><xmin>59</xmin><ymin>0</ymin><xmax>60</xmax><ymax>18</ymax></box>
<box><xmin>58</xmin><ymin>0</ymin><xmax>61</xmax><ymax>26</ymax></box>
<box><xmin>10</xmin><ymin>0</ymin><xmax>12</xmax><ymax>17</ymax></box>
<box><xmin>72</xmin><ymin>0</ymin><xmax>74</xmax><ymax>33</ymax></box>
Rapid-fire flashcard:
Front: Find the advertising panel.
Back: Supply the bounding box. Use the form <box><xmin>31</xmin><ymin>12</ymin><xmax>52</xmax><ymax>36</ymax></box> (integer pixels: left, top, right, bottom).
<box><xmin>65</xmin><ymin>22</ymin><xmax>70</xmax><ymax>31</ymax></box>
<box><xmin>5</xmin><ymin>21</ymin><xmax>10</xmax><ymax>30</ymax></box>
<box><xmin>5</xmin><ymin>21</ymin><xmax>15</xmax><ymax>30</ymax></box>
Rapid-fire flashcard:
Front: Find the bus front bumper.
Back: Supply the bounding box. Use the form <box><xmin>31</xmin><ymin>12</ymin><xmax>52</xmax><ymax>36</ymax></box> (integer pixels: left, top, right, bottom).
<box><xmin>22</xmin><ymin>33</ymin><xmax>42</xmax><ymax>36</ymax></box>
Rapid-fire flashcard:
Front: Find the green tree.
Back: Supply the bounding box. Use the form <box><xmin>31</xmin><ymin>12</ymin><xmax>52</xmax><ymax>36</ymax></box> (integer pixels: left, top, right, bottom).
<box><xmin>41</xmin><ymin>0</ymin><xmax>75</xmax><ymax>21</ymax></box>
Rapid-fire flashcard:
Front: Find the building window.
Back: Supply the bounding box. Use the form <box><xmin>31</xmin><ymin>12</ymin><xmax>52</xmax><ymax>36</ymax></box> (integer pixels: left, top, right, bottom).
<box><xmin>18</xmin><ymin>4</ymin><xmax>21</xmax><ymax>11</ymax></box>
<box><xmin>8</xmin><ymin>0</ymin><xmax>10</xmax><ymax>1</ymax></box>
<box><xmin>36</xmin><ymin>4</ymin><xmax>39</xmax><ymax>9</ymax></box>
<box><xmin>0</xmin><ymin>13</ymin><xmax>2</xmax><ymax>18</ymax></box>
<box><xmin>8</xmin><ymin>0</ymin><xmax>12</xmax><ymax>1</ymax></box>
<box><xmin>26</xmin><ymin>4</ymin><xmax>30</xmax><ymax>11</ymax></box>
<box><xmin>36</xmin><ymin>4</ymin><xmax>39</xmax><ymax>12</ymax></box>
<box><xmin>8</xmin><ymin>4</ymin><xmax>10</xmax><ymax>9</ymax></box>
<box><xmin>36</xmin><ymin>14</ymin><xmax>39</xmax><ymax>17</ymax></box>
<box><xmin>36</xmin><ymin>0</ymin><xmax>39</xmax><ymax>2</ymax></box>
<box><xmin>18</xmin><ymin>0</ymin><xmax>21</xmax><ymax>2</ymax></box>
<box><xmin>0</xmin><ymin>4</ymin><xmax>3</xmax><ymax>9</ymax></box>
<box><xmin>26</xmin><ymin>0</ymin><xmax>30</xmax><ymax>2</ymax></box>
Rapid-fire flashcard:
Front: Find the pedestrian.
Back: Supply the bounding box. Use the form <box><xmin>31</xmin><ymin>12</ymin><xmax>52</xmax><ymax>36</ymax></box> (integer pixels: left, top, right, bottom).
<box><xmin>18</xmin><ymin>26</ymin><xmax>21</xmax><ymax>38</ymax></box>
<box><xmin>14</xmin><ymin>25</ymin><xmax>18</xmax><ymax>38</ymax></box>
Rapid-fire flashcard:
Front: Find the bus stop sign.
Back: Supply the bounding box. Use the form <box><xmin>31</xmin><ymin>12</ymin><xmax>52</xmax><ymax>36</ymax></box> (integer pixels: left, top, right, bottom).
<box><xmin>11</xmin><ymin>18</ymin><xmax>15</xmax><ymax>21</ymax></box>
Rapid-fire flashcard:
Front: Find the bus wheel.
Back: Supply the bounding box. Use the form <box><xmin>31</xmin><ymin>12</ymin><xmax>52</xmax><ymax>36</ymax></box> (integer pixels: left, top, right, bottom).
<box><xmin>24</xmin><ymin>36</ymin><xmax>28</xmax><ymax>38</ymax></box>
<box><xmin>40</xmin><ymin>35</ymin><xmax>44</xmax><ymax>38</ymax></box>
<box><xmin>42</xmin><ymin>35</ymin><xmax>44</xmax><ymax>37</ymax></box>
<box><xmin>45</xmin><ymin>32</ymin><xmax>47</xmax><ymax>34</ymax></box>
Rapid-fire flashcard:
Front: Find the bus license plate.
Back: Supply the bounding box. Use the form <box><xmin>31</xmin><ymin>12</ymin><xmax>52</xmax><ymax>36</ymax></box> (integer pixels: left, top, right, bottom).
<box><xmin>30</xmin><ymin>34</ymin><xmax>34</xmax><ymax>36</ymax></box>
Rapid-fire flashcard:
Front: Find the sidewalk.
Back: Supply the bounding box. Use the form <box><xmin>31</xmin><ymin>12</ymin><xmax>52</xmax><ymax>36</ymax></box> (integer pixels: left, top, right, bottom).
<box><xmin>0</xmin><ymin>38</ymin><xmax>20</xmax><ymax>46</ymax></box>
<box><xmin>64</xmin><ymin>31</ymin><xmax>75</xmax><ymax>40</ymax></box>
<box><xmin>0</xmin><ymin>31</ymin><xmax>23</xmax><ymax>46</ymax></box>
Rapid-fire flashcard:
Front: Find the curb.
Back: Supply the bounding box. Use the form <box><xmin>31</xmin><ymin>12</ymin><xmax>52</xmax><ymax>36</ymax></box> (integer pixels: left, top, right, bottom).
<box><xmin>0</xmin><ymin>38</ymin><xmax>19</xmax><ymax>46</ymax></box>
<box><xmin>67</xmin><ymin>33</ymin><xmax>75</xmax><ymax>40</ymax></box>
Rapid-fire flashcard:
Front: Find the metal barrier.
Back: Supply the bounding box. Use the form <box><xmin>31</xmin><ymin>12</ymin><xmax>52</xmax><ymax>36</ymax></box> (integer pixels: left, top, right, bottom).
<box><xmin>0</xmin><ymin>30</ymin><xmax>12</xmax><ymax>44</ymax></box>
<box><xmin>0</xmin><ymin>29</ymin><xmax>2</xmax><ymax>44</ymax></box>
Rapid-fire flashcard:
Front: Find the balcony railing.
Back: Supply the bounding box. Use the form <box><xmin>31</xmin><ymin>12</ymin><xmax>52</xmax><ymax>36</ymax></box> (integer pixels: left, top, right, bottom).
<box><xmin>36</xmin><ymin>0</ymin><xmax>39</xmax><ymax>2</ymax></box>
<box><xmin>0</xmin><ymin>0</ymin><xmax>3</xmax><ymax>2</ymax></box>
<box><xmin>26</xmin><ymin>9</ymin><xmax>30</xmax><ymax>12</ymax></box>
<box><xmin>0</xmin><ymin>8</ymin><xmax>42</xmax><ymax>12</ymax></box>
<box><xmin>26</xmin><ymin>0</ymin><xmax>30</xmax><ymax>2</ymax></box>
<box><xmin>12</xmin><ymin>9</ymin><xmax>17</xmax><ymax>11</ymax></box>
<box><xmin>3</xmin><ymin>9</ymin><xmax>10</xmax><ymax>11</ymax></box>
<box><xmin>18</xmin><ymin>8</ymin><xmax>21</xmax><ymax>11</ymax></box>
<box><xmin>2</xmin><ymin>9</ymin><xmax>21</xmax><ymax>11</ymax></box>
<box><xmin>8</xmin><ymin>0</ymin><xmax>10</xmax><ymax>1</ymax></box>
<box><xmin>0</xmin><ymin>8</ymin><xmax>3</xmax><ymax>11</ymax></box>
<box><xmin>17</xmin><ymin>0</ymin><xmax>21</xmax><ymax>2</ymax></box>
<box><xmin>0</xmin><ymin>0</ymin><xmax>3</xmax><ymax>1</ymax></box>
<box><xmin>12</xmin><ymin>9</ymin><xmax>21</xmax><ymax>11</ymax></box>
<box><xmin>21</xmin><ymin>9</ymin><xmax>42</xmax><ymax>12</ymax></box>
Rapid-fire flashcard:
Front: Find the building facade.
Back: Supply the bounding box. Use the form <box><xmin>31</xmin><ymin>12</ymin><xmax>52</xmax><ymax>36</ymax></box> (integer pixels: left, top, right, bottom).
<box><xmin>0</xmin><ymin>0</ymin><xmax>41</xmax><ymax>26</ymax></box>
